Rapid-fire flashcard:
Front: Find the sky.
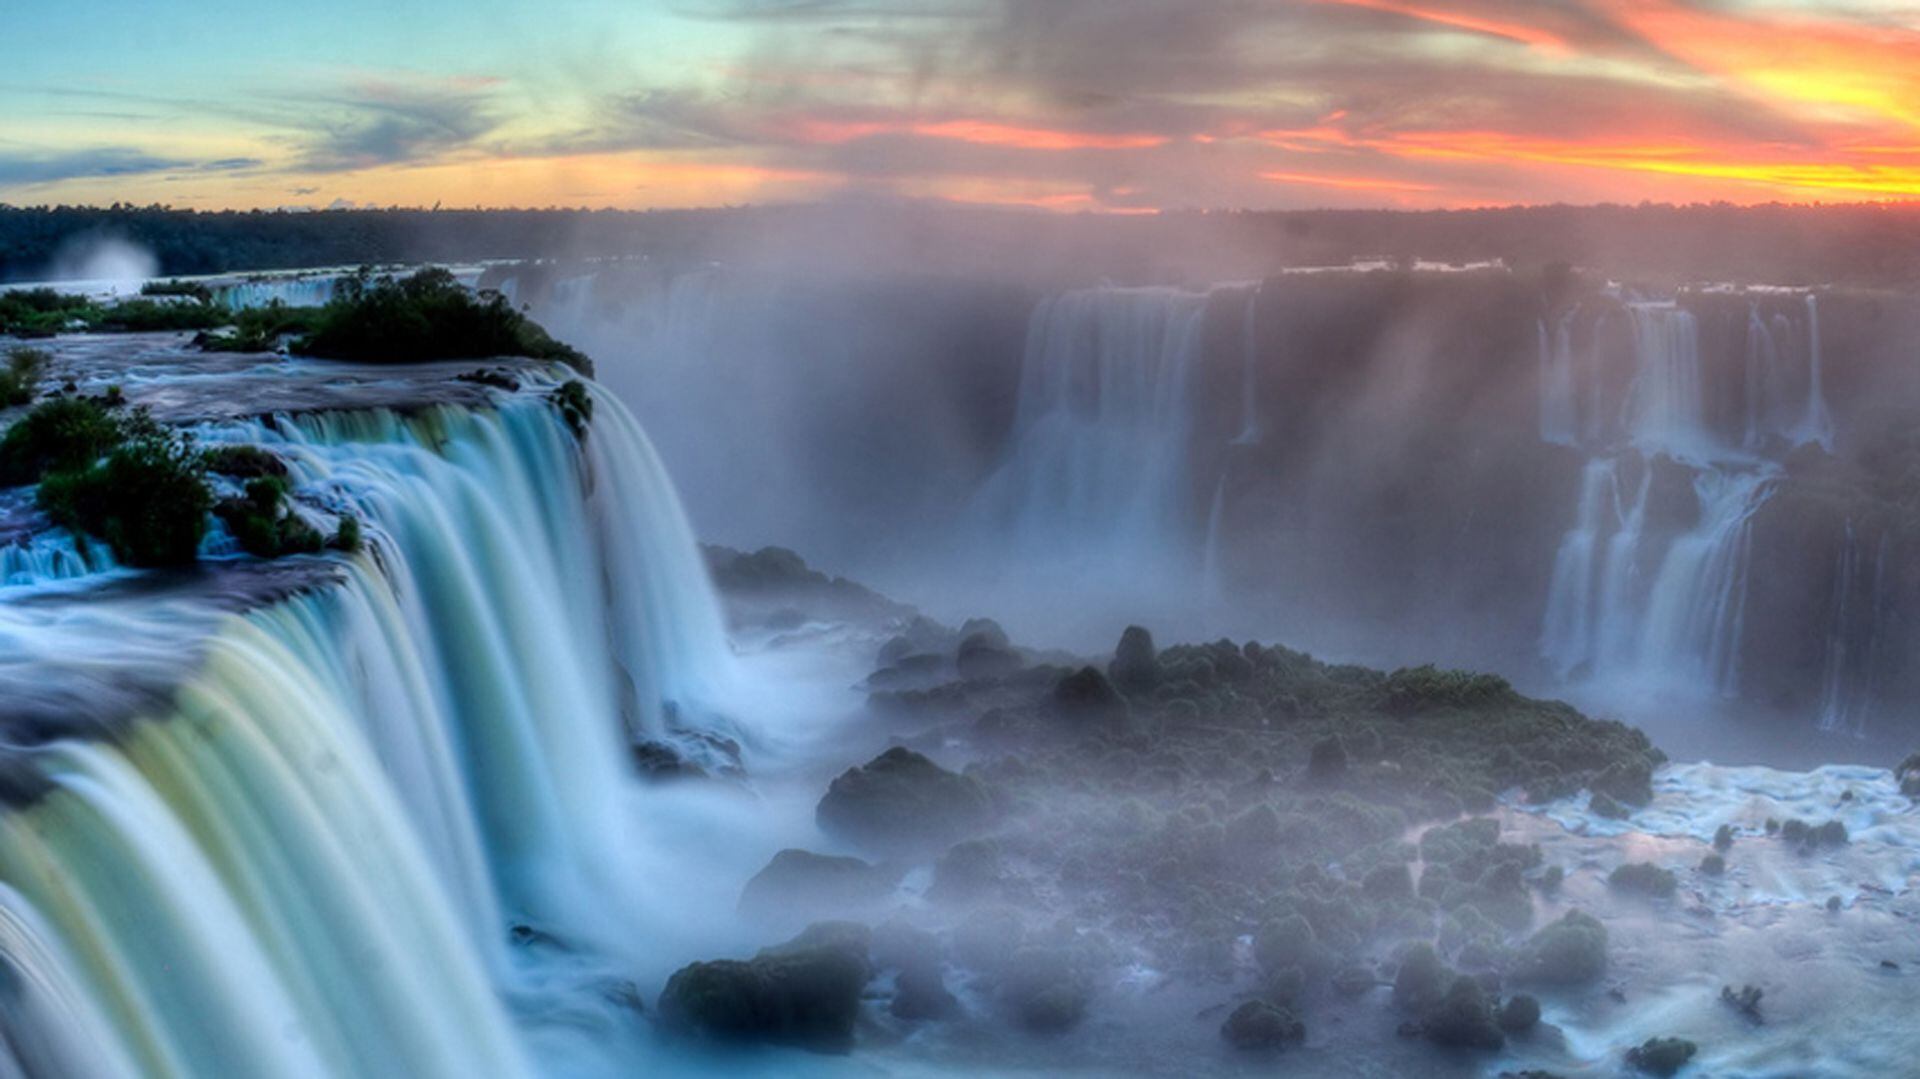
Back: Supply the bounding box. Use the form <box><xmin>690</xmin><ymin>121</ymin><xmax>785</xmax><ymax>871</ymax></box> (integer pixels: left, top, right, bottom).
<box><xmin>5</xmin><ymin>0</ymin><xmax>1920</xmax><ymax>212</ymax></box>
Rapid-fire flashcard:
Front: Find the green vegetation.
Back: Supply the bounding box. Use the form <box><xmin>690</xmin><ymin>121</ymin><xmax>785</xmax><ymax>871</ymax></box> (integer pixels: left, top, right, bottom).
<box><xmin>1</xmin><ymin>287</ymin><xmax>225</xmax><ymax>337</ymax></box>
<box><xmin>554</xmin><ymin>379</ymin><xmax>593</xmax><ymax>434</ymax></box>
<box><xmin>37</xmin><ymin>426</ymin><xmax>211</xmax><ymax>567</ymax></box>
<box><xmin>1608</xmin><ymin>862</ymin><xmax>1679</xmax><ymax>898</ymax></box>
<box><xmin>140</xmin><ymin>279</ymin><xmax>212</xmax><ymax>303</ymax></box>
<box><xmin>0</xmin><ymin>400</ymin><xmax>359</xmax><ymax>568</ymax></box>
<box><xmin>0</xmin><ymin>397</ymin><xmax>125</xmax><ymax>484</ymax></box>
<box><xmin>201</xmin><ymin>444</ymin><xmax>287</xmax><ymax>479</ymax></box>
<box><xmin>0</xmin><ymin>346</ymin><xmax>46</xmax><ymax>406</ymax></box>
<box><xmin>294</xmin><ymin>268</ymin><xmax>592</xmax><ymax>373</ymax></box>
<box><xmin>0</xmin><ymin>288</ymin><xmax>95</xmax><ymax>337</ymax></box>
<box><xmin>330</xmin><ymin>514</ymin><xmax>363</xmax><ymax>553</ymax></box>
<box><xmin>213</xmin><ymin>476</ymin><xmax>323</xmax><ymax>559</ymax></box>
<box><xmin>196</xmin><ymin>300</ymin><xmax>324</xmax><ymax>353</ymax></box>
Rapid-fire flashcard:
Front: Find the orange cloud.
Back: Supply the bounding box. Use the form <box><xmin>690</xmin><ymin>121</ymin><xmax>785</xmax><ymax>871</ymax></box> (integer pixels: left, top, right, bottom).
<box><xmin>1261</xmin><ymin>169</ymin><xmax>1436</xmax><ymax>193</ymax></box>
<box><xmin>1613</xmin><ymin>0</ymin><xmax>1920</xmax><ymax>130</ymax></box>
<box><xmin>1310</xmin><ymin>0</ymin><xmax>1568</xmax><ymax>52</ymax></box>
<box><xmin>792</xmin><ymin>116</ymin><xmax>1168</xmax><ymax>151</ymax></box>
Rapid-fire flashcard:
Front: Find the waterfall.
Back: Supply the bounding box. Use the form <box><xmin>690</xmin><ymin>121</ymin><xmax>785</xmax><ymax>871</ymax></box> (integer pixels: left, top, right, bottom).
<box><xmin>212</xmin><ymin>275</ymin><xmax>342</xmax><ymax>312</ymax></box>
<box><xmin>0</xmin><ymin>380</ymin><xmax>734</xmax><ymax>1076</ymax></box>
<box><xmin>1817</xmin><ymin>524</ymin><xmax>1887</xmax><ymax>735</ymax></box>
<box><xmin>1540</xmin><ymin>458</ymin><xmax>1616</xmax><ymax>675</ymax></box>
<box><xmin>1795</xmin><ymin>294</ymin><xmax>1836</xmax><ymax>453</ymax></box>
<box><xmin>1538</xmin><ymin>307</ymin><xmax>1579</xmax><ymax>446</ymax></box>
<box><xmin>1233</xmin><ymin>284</ymin><xmax>1263</xmax><ymax>446</ymax></box>
<box><xmin>1540</xmin><ymin>455</ymin><xmax>1772</xmax><ymax>695</ymax></box>
<box><xmin>976</xmin><ymin>286</ymin><xmax>1210</xmax><ymax>581</ymax></box>
<box><xmin>1635</xmin><ymin>469</ymin><xmax>1770</xmax><ymax>692</ymax></box>
<box><xmin>1623</xmin><ymin>302</ymin><xmax>1713</xmax><ymax>461</ymax></box>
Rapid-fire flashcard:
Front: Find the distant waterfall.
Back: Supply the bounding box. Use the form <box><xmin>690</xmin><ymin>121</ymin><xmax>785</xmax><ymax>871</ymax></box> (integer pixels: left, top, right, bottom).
<box><xmin>976</xmin><ymin>286</ymin><xmax>1210</xmax><ymax>580</ymax></box>
<box><xmin>0</xmin><ymin>383</ymin><xmax>733</xmax><ymax>1076</ymax></box>
<box><xmin>1623</xmin><ymin>302</ymin><xmax>1712</xmax><ymax>461</ymax></box>
<box><xmin>213</xmin><ymin>274</ymin><xmax>341</xmax><ymax>311</ymax></box>
<box><xmin>1538</xmin><ymin>308</ymin><xmax>1579</xmax><ymax>446</ymax></box>
<box><xmin>1233</xmin><ymin>283</ymin><xmax>1263</xmax><ymax>446</ymax></box>
<box><xmin>1796</xmin><ymin>295</ymin><xmax>1836</xmax><ymax>453</ymax></box>
<box><xmin>1540</xmin><ymin>458</ymin><xmax>1771</xmax><ymax>692</ymax></box>
<box><xmin>1741</xmin><ymin>295</ymin><xmax>1835</xmax><ymax>454</ymax></box>
<box><xmin>1817</xmin><ymin>522</ymin><xmax>1888</xmax><ymax>735</ymax></box>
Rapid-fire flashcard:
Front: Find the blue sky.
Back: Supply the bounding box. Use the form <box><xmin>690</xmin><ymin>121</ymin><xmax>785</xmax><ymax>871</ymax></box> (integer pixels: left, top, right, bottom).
<box><xmin>6</xmin><ymin>1</ymin><xmax>1920</xmax><ymax>211</ymax></box>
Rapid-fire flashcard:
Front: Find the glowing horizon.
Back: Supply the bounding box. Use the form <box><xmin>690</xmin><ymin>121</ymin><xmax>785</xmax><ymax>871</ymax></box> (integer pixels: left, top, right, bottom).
<box><xmin>7</xmin><ymin>0</ymin><xmax>1920</xmax><ymax>213</ymax></box>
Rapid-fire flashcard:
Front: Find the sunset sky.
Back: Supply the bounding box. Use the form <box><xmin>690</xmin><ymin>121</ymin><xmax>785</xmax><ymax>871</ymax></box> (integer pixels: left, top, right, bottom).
<box><xmin>6</xmin><ymin>0</ymin><xmax>1920</xmax><ymax>212</ymax></box>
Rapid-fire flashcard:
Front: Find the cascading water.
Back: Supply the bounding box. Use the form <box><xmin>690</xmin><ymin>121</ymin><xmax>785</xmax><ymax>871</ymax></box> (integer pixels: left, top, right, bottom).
<box><xmin>1538</xmin><ymin>307</ymin><xmax>1579</xmax><ymax>447</ymax></box>
<box><xmin>1540</xmin><ymin>299</ymin><xmax>1778</xmax><ymax>700</ymax></box>
<box><xmin>1623</xmin><ymin>302</ymin><xmax>1713</xmax><ymax>461</ymax></box>
<box><xmin>0</xmin><ymin>379</ymin><xmax>737</xmax><ymax>1077</ymax></box>
<box><xmin>1796</xmin><ymin>294</ymin><xmax>1836</xmax><ymax>453</ymax></box>
<box><xmin>975</xmin><ymin>285</ymin><xmax>1210</xmax><ymax>582</ymax></box>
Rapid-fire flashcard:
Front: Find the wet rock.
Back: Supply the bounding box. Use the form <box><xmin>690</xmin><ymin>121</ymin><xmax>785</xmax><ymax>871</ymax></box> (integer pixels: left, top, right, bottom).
<box><xmin>1220</xmin><ymin>1000</ymin><xmax>1305</xmax><ymax>1051</ymax></box>
<box><xmin>1332</xmin><ymin>965</ymin><xmax>1378</xmax><ymax>996</ymax></box>
<box><xmin>929</xmin><ymin>839</ymin><xmax>1004</xmax><ymax>904</ymax></box>
<box><xmin>1051</xmin><ymin>667</ymin><xmax>1128</xmax><ymax>729</ymax></box>
<box><xmin>738</xmin><ymin>849</ymin><xmax>902</xmax><ymax>922</ymax></box>
<box><xmin>657</xmin><ymin>922</ymin><xmax>873</xmax><ymax>1053</ymax></box>
<box><xmin>1307</xmin><ymin>735</ymin><xmax>1348</xmax><ymax>781</ymax></box>
<box><xmin>1589</xmin><ymin>790</ymin><xmax>1630</xmax><ymax>820</ymax></box>
<box><xmin>1109</xmin><ymin>625</ymin><xmax>1160</xmax><ymax>692</ymax></box>
<box><xmin>957</xmin><ymin>631</ymin><xmax>1021</xmax><ymax>679</ymax></box>
<box><xmin>891</xmin><ymin>962</ymin><xmax>960</xmax><ymax>1021</ymax></box>
<box><xmin>1422</xmin><ymin>977</ymin><xmax>1505</xmax><ymax>1050</ymax></box>
<box><xmin>631</xmin><ymin>740</ymin><xmax>706</xmax><ymax>781</ymax></box>
<box><xmin>816</xmin><ymin>747</ymin><xmax>994</xmax><ymax>856</ymax></box>
<box><xmin>1393</xmin><ymin>943</ymin><xmax>1449</xmax><ymax>1012</ymax></box>
<box><xmin>1513</xmin><ymin>910</ymin><xmax>1608</xmax><ymax>986</ymax></box>
<box><xmin>1608</xmin><ymin>862</ymin><xmax>1678</xmax><ymax>898</ymax></box>
<box><xmin>1720</xmin><ymin>983</ymin><xmax>1763</xmax><ymax>1023</ymax></box>
<box><xmin>1626</xmin><ymin>1036</ymin><xmax>1698</xmax><ymax>1076</ymax></box>
<box><xmin>1497</xmin><ymin>993</ymin><xmax>1541</xmax><ymax>1033</ymax></box>
<box><xmin>1001</xmin><ymin>949</ymin><xmax>1094</xmax><ymax>1032</ymax></box>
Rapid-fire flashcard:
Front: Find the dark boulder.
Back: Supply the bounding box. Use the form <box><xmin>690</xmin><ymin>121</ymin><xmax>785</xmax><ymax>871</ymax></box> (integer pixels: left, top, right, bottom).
<box><xmin>816</xmin><ymin>747</ymin><xmax>994</xmax><ymax>856</ymax></box>
<box><xmin>1220</xmin><ymin>1000</ymin><xmax>1305</xmax><ymax>1051</ymax></box>
<box><xmin>1109</xmin><ymin>625</ymin><xmax>1160</xmax><ymax>692</ymax></box>
<box><xmin>929</xmin><ymin>839</ymin><xmax>1005</xmax><ymax>904</ymax></box>
<box><xmin>738</xmin><ymin>849</ymin><xmax>902</xmax><ymax>923</ymax></box>
<box><xmin>1308</xmin><ymin>736</ymin><xmax>1349</xmax><ymax>781</ymax></box>
<box><xmin>1052</xmin><ymin>667</ymin><xmax>1129</xmax><ymax>730</ymax></box>
<box><xmin>891</xmin><ymin>962</ymin><xmax>960</xmax><ymax>1021</ymax></box>
<box><xmin>657</xmin><ymin>922</ymin><xmax>873</xmax><ymax>1053</ymax></box>
<box><xmin>1422</xmin><ymin>977</ymin><xmax>1505</xmax><ymax>1050</ymax></box>
<box><xmin>957</xmin><ymin>631</ymin><xmax>1022</xmax><ymax>679</ymax></box>
<box><xmin>1513</xmin><ymin>910</ymin><xmax>1607</xmax><ymax>986</ymax></box>
<box><xmin>1626</xmin><ymin>1036</ymin><xmax>1698</xmax><ymax>1076</ymax></box>
<box><xmin>1498</xmin><ymin>993</ymin><xmax>1541</xmax><ymax>1033</ymax></box>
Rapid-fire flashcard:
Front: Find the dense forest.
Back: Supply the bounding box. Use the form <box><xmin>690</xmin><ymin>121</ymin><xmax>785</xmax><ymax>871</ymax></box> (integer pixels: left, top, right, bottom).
<box><xmin>8</xmin><ymin>201</ymin><xmax>1920</xmax><ymax>286</ymax></box>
